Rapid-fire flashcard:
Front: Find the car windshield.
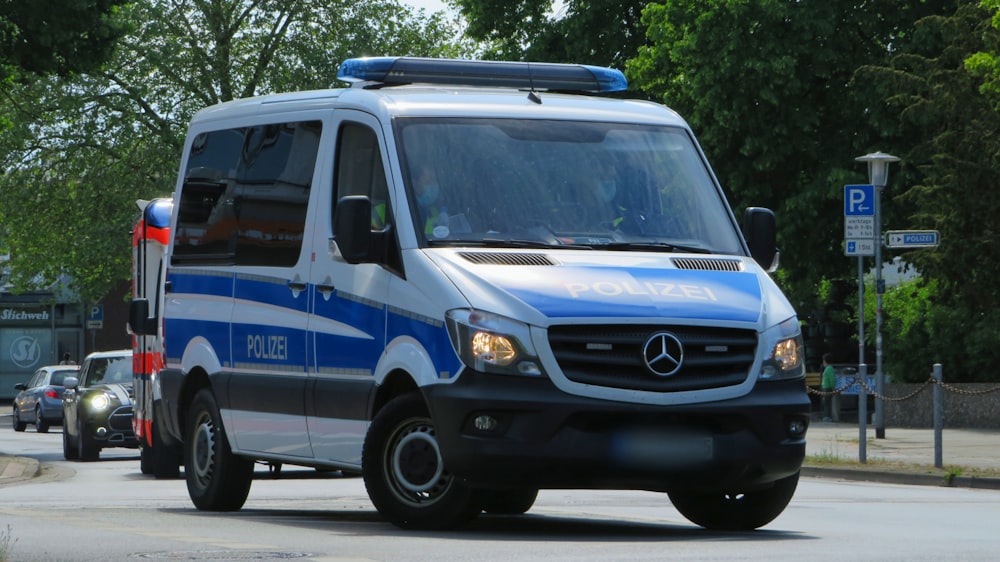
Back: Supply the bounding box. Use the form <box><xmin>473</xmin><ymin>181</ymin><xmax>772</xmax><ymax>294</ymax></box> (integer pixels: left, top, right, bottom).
<box><xmin>395</xmin><ymin>118</ymin><xmax>743</xmax><ymax>254</ymax></box>
<box><xmin>84</xmin><ymin>356</ymin><xmax>131</xmax><ymax>386</ymax></box>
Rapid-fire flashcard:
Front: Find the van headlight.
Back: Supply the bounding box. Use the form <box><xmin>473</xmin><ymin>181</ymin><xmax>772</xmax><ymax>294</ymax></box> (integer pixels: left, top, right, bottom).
<box><xmin>759</xmin><ymin>317</ymin><xmax>805</xmax><ymax>381</ymax></box>
<box><xmin>446</xmin><ymin>309</ymin><xmax>543</xmax><ymax>376</ymax></box>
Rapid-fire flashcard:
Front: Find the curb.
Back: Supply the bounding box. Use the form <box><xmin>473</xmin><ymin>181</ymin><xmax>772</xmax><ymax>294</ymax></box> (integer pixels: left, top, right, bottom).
<box><xmin>0</xmin><ymin>455</ymin><xmax>41</xmax><ymax>486</ymax></box>
<box><xmin>802</xmin><ymin>465</ymin><xmax>1000</xmax><ymax>490</ymax></box>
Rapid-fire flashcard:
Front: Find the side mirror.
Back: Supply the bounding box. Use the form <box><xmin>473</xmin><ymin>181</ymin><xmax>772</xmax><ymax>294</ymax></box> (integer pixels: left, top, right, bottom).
<box><xmin>14</xmin><ymin>383</ymin><xmax>27</xmax><ymax>391</ymax></box>
<box><xmin>743</xmin><ymin>207</ymin><xmax>778</xmax><ymax>271</ymax></box>
<box><xmin>333</xmin><ymin>195</ymin><xmax>372</xmax><ymax>264</ymax></box>
<box><xmin>63</xmin><ymin>376</ymin><xmax>79</xmax><ymax>390</ymax></box>
<box><xmin>128</xmin><ymin>298</ymin><xmax>155</xmax><ymax>336</ymax></box>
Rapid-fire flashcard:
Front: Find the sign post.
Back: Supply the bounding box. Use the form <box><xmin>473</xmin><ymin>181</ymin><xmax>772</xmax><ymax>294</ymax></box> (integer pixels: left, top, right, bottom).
<box><xmin>845</xmin><ymin>183</ymin><xmax>873</xmax><ymax>457</ymax></box>
<box><xmin>87</xmin><ymin>304</ymin><xmax>104</xmax><ymax>330</ymax></box>
<box><xmin>856</xmin><ymin>152</ymin><xmax>900</xmax><ymax>440</ymax></box>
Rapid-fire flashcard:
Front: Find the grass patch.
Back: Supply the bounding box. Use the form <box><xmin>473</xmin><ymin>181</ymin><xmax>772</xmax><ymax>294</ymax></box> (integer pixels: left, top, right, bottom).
<box><xmin>804</xmin><ymin>455</ymin><xmax>1000</xmax><ymax>479</ymax></box>
<box><xmin>0</xmin><ymin>524</ymin><xmax>16</xmax><ymax>562</ymax></box>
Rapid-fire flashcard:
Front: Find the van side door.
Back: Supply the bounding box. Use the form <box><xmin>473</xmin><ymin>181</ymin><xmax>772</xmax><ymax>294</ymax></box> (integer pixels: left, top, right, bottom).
<box><xmin>172</xmin><ymin>119</ymin><xmax>324</xmax><ymax>459</ymax></box>
<box><xmin>306</xmin><ymin>113</ymin><xmax>394</xmax><ymax>464</ymax></box>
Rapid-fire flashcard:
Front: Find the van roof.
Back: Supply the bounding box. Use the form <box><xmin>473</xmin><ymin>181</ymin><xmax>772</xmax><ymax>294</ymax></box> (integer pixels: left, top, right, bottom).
<box><xmin>190</xmin><ymin>85</ymin><xmax>687</xmax><ymax>129</ymax></box>
<box><xmin>189</xmin><ymin>56</ymin><xmax>688</xmax><ymax>127</ymax></box>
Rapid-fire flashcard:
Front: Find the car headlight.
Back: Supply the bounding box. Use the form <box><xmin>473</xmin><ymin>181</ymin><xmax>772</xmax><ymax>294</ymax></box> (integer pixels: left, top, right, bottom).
<box><xmin>759</xmin><ymin>317</ymin><xmax>805</xmax><ymax>381</ymax></box>
<box><xmin>88</xmin><ymin>393</ymin><xmax>112</xmax><ymax>411</ymax></box>
<box><xmin>446</xmin><ymin>309</ymin><xmax>543</xmax><ymax>376</ymax></box>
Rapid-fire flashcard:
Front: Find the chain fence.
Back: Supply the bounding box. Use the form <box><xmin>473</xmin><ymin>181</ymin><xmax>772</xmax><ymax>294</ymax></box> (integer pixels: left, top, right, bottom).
<box><xmin>807</xmin><ymin>376</ymin><xmax>1000</xmax><ymax>401</ymax></box>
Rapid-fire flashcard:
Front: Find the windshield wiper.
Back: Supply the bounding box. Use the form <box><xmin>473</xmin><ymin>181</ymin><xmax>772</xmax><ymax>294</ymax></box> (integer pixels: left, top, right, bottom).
<box><xmin>428</xmin><ymin>239</ymin><xmax>592</xmax><ymax>250</ymax></box>
<box><xmin>594</xmin><ymin>241</ymin><xmax>712</xmax><ymax>254</ymax></box>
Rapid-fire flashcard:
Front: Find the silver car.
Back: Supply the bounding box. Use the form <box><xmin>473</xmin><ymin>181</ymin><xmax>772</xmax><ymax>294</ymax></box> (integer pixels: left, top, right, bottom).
<box><xmin>12</xmin><ymin>365</ymin><xmax>80</xmax><ymax>432</ymax></box>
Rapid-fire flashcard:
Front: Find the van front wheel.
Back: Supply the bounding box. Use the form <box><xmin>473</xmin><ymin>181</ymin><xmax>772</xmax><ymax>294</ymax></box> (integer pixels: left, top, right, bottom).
<box><xmin>362</xmin><ymin>392</ymin><xmax>479</xmax><ymax>530</ymax></box>
<box><xmin>668</xmin><ymin>472</ymin><xmax>800</xmax><ymax>531</ymax></box>
<box><xmin>185</xmin><ymin>389</ymin><xmax>253</xmax><ymax>511</ymax></box>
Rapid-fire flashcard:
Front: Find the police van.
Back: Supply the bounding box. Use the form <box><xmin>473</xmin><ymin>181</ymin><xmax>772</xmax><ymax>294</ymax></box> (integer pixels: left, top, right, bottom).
<box><xmin>129</xmin><ymin>57</ymin><xmax>810</xmax><ymax>531</ymax></box>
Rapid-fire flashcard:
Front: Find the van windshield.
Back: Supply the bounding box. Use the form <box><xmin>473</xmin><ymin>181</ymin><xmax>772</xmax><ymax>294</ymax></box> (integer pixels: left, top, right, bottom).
<box><xmin>395</xmin><ymin>118</ymin><xmax>743</xmax><ymax>254</ymax></box>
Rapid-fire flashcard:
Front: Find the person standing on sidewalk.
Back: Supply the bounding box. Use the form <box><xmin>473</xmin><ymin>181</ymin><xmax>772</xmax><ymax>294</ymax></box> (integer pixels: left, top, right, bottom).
<box><xmin>821</xmin><ymin>353</ymin><xmax>836</xmax><ymax>422</ymax></box>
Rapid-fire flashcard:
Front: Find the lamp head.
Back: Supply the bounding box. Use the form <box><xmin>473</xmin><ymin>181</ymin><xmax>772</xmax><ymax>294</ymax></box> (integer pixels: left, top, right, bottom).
<box><xmin>855</xmin><ymin>152</ymin><xmax>900</xmax><ymax>187</ymax></box>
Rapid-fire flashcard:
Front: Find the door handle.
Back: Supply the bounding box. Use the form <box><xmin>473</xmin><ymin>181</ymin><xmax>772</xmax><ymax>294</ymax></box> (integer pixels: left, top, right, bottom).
<box><xmin>316</xmin><ymin>283</ymin><xmax>335</xmax><ymax>300</ymax></box>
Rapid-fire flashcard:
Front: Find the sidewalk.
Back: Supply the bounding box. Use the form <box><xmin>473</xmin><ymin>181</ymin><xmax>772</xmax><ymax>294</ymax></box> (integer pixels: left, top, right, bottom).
<box><xmin>2</xmin><ymin>420</ymin><xmax>998</xmax><ymax>489</ymax></box>
<box><xmin>803</xmin><ymin>420</ymin><xmax>1000</xmax><ymax>488</ymax></box>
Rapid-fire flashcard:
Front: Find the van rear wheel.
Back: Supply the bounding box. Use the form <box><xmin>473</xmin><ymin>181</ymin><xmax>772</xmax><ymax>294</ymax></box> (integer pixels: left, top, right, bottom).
<box><xmin>362</xmin><ymin>392</ymin><xmax>479</xmax><ymax>530</ymax></box>
<box><xmin>185</xmin><ymin>389</ymin><xmax>253</xmax><ymax>511</ymax></box>
<box><xmin>668</xmin><ymin>472</ymin><xmax>799</xmax><ymax>531</ymax></box>
<box><xmin>146</xmin><ymin>421</ymin><xmax>182</xmax><ymax>479</ymax></box>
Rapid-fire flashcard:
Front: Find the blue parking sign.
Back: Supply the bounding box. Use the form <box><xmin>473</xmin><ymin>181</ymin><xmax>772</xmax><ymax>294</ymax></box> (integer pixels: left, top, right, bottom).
<box><xmin>844</xmin><ymin>184</ymin><xmax>874</xmax><ymax>216</ymax></box>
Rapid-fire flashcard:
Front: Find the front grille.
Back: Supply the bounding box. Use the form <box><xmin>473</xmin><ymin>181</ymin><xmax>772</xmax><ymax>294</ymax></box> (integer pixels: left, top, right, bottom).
<box><xmin>109</xmin><ymin>406</ymin><xmax>134</xmax><ymax>431</ymax></box>
<box><xmin>548</xmin><ymin>324</ymin><xmax>756</xmax><ymax>392</ymax></box>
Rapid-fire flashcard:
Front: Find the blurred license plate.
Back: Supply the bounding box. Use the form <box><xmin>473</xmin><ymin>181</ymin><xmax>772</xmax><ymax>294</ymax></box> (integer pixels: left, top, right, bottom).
<box><xmin>612</xmin><ymin>429</ymin><xmax>714</xmax><ymax>468</ymax></box>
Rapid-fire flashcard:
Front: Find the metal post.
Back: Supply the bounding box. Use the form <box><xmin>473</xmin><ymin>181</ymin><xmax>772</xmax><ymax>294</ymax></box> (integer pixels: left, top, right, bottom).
<box><xmin>857</xmin><ymin>256</ymin><xmax>867</xmax><ymax>463</ymax></box>
<box><xmin>874</xmin><ymin>183</ymin><xmax>885</xmax><ymax>439</ymax></box>
<box><xmin>933</xmin><ymin>363</ymin><xmax>943</xmax><ymax>468</ymax></box>
<box><xmin>858</xmin><ymin>363</ymin><xmax>867</xmax><ymax>463</ymax></box>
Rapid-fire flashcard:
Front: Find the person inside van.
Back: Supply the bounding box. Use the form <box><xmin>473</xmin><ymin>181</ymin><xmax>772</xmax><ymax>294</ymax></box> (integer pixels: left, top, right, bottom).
<box><xmin>412</xmin><ymin>163</ymin><xmax>446</xmax><ymax>236</ymax></box>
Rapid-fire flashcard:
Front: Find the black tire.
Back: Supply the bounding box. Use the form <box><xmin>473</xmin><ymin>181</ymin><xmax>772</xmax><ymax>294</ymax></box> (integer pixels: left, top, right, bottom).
<box><xmin>140</xmin><ymin>445</ymin><xmax>154</xmax><ymax>475</ymax></box>
<box><xmin>668</xmin><ymin>472</ymin><xmax>800</xmax><ymax>531</ymax></box>
<box><xmin>13</xmin><ymin>407</ymin><xmax>26</xmax><ymax>432</ymax></box>
<box><xmin>362</xmin><ymin>392</ymin><xmax>479</xmax><ymax>530</ymax></box>
<box><xmin>478</xmin><ymin>488</ymin><xmax>539</xmax><ymax>515</ymax></box>
<box><xmin>142</xmin><ymin>422</ymin><xmax>182</xmax><ymax>479</ymax></box>
<box><xmin>77</xmin><ymin>417</ymin><xmax>100</xmax><ymax>461</ymax></box>
<box><xmin>185</xmin><ymin>389</ymin><xmax>253</xmax><ymax>511</ymax></box>
<box><xmin>63</xmin><ymin>423</ymin><xmax>79</xmax><ymax>460</ymax></box>
<box><xmin>35</xmin><ymin>407</ymin><xmax>49</xmax><ymax>433</ymax></box>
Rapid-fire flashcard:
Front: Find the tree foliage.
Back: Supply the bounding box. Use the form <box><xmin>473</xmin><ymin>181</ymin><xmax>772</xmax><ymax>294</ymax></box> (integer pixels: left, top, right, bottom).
<box><xmin>0</xmin><ymin>0</ymin><xmax>130</xmax><ymax>79</ymax></box>
<box><xmin>860</xmin><ymin>2</ymin><xmax>1000</xmax><ymax>380</ymax></box>
<box><xmin>0</xmin><ymin>0</ymin><xmax>470</xmax><ymax>303</ymax></box>
<box><xmin>627</xmin><ymin>1</ymin><xmax>961</xmax><ymax>317</ymax></box>
<box><xmin>454</xmin><ymin>0</ymin><xmax>649</xmax><ymax>68</ymax></box>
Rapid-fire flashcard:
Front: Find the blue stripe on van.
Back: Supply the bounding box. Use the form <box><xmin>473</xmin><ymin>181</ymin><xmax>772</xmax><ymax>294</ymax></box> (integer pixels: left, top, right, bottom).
<box><xmin>167</xmin><ymin>270</ymin><xmax>233</xmax><ymax>297</ymax></box>
<box><xmin>494</xmin><ymin>267</ymin><xmax>763</xmax><ymax>322</ymax></box>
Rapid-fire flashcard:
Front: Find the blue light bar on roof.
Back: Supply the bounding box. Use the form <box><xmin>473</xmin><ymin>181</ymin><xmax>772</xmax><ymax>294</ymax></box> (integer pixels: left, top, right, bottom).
<box><xmin>337</xmin><ymin>57</ymin><xmax>628</xmax><ymax>93</ymax></box>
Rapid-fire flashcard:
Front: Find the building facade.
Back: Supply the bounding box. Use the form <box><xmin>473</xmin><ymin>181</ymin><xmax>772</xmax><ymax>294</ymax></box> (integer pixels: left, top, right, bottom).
<box><xmin>1</xmin><ymin>281</ymin><xmax>129</xmax><ymax>400</ymax></box>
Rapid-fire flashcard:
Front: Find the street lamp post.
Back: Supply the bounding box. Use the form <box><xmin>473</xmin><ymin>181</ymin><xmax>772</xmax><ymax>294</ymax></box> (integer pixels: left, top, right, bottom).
<box><xmin>855</xmin><ymin>151</ymin><xmax>899</xmax><ymax>439</ymax></box>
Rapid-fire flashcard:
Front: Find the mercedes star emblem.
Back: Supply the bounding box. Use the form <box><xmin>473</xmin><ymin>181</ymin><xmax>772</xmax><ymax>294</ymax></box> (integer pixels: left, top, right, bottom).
<box><xmin>642</xmin><ymin>332</ymin><xmax>684</xmax><ymax>377</ymax></box>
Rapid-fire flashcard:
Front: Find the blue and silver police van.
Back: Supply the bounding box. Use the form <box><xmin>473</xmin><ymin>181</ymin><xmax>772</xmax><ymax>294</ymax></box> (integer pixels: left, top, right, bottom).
<box><xmin>130</xmin><ymin>57</ymin><xmax>810</xmax><ymax>531</ymax></box>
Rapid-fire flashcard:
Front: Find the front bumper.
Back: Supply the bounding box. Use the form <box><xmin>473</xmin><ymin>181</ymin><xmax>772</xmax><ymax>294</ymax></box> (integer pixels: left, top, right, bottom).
<box><xmin>84</xmin><ymin>405</ymin><xmax>138</xmax><ymax>448</ymax></box>
<box><xmin>424</xmin><ymin>372</ymin><xmax>809</xmax><ymax>492</ymax></box>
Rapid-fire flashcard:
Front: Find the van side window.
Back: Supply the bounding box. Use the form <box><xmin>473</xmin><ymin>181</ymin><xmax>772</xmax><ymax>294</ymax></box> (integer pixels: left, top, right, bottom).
<box><xmin>173</xmin><ymin>120</ymin><xmax>322</xmax><ymax>266</ymax></box>
<box><xmin>334</xmin><ymin>122</ymin><xmax>390</xmax><ymax>230</ymax></box>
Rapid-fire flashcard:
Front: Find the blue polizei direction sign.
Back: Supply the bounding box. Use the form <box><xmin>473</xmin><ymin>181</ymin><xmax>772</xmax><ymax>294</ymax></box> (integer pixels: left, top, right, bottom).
<box><xmin>885</xmin><ymin>230</ymin><xmax>940</xmax><ymax>248</ymax></box>
<box><xmin>844</xmin><ymin>184</ymin><xmax>875</xmax><ymax>216</ymax></box>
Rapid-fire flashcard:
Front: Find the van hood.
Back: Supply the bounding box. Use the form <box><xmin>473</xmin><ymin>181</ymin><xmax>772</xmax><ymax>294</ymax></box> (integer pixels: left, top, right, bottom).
<box><xmin>430</xmin><ymin>251</ymin><xmax>773</xmax><ymax>325</ymax></box>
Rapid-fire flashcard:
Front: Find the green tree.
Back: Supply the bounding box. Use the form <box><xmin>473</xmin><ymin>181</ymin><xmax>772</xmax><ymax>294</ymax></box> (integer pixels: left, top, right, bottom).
<box><xmin>454</xmin><ymin>0</ymin><xmax>649</xmax><ymax>68</ymax></box>
<box><xmin>0</xmin><ymin>0</ymin><xmax>130</xmax><ymax>79</ymax></box>
<box><xmin>626</xmin><ymin>0</ymin><xmax>954</xmax><ymax>317</ymax></box>
<box><xmin>0</xmin><ymin>0</ymin><xmax>471</xmax><ymax>304</ymax></box>
<box><xmin>861</xmin><ymin>2</ymin><xmax>1000</xmax><ymax>380</ymax></box>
